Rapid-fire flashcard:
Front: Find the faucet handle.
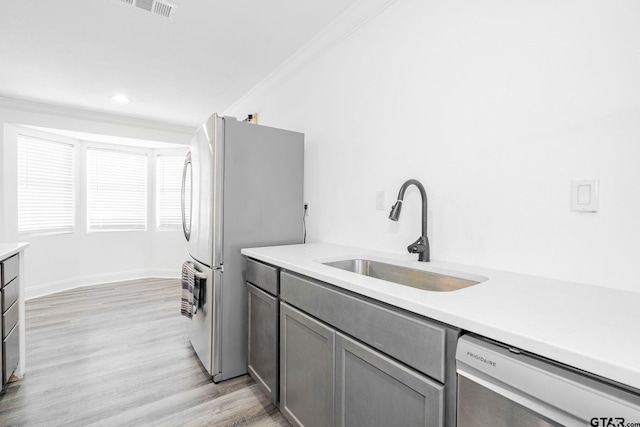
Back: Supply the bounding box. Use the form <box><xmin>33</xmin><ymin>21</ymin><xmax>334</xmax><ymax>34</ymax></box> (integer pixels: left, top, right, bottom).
<box><xmin>407</xmin><ymin>236</ymin><xmax>430</xmax><ymax>262</ymax></box>
<box><xmin>407</xmin><ymin>236</ymin><xmax>426</xmax><ymax>253</ymax></box>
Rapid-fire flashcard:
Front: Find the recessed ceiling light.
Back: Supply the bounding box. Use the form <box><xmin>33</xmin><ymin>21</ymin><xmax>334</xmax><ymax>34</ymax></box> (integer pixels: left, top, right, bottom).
<box><xmin>111</xmin><ymin>94</ymin><xmax>131</xmax><ymax>103</ymax></box>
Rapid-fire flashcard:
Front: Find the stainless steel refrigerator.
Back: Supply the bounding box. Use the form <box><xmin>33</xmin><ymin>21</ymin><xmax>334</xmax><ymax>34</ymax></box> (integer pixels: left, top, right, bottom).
<box><xmin>181</xmin><ymin>113</ymin><xmax>303</xmax><ymax>382</ymax></box>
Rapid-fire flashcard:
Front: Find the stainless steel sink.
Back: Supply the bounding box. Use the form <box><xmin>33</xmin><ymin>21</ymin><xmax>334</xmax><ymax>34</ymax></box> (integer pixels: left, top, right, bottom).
<box><xmin>322</xmin><ymin>258</ymin><xmax>484</xmax><ymax>292</ymax></box>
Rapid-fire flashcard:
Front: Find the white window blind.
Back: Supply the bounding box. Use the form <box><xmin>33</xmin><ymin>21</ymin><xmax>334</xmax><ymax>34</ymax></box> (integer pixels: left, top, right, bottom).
<box><xmin>87</xmin><ymin>148</ymin><xmax>148</xmax><ymax>232</ymax></box>
<box><xmin>156</xmin><ymin>154</ymin><xmax>185</xmax><ymax>230</ymax></box>
<box><xmin>17</xmin><ymin>135</ymin><xmax>75</xmax><ymax>236</ymax></box>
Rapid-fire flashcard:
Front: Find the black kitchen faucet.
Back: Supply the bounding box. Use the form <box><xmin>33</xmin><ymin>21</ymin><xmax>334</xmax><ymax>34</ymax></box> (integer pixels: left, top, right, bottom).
<box><xmin>389</xmin><ymin>179</ymin><xmax>430</xmax><ymax>262</ymax></box>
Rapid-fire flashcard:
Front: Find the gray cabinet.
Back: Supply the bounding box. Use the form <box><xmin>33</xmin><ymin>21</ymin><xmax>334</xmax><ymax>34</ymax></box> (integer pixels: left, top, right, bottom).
<box><xmin>245</xmin><ymin>260</ymin><xmax>458</xmax><ymax>426</ymax></box>
<box><xmin>246</xmin><ymin>258</ymin><xmax>280</xmax><ymax>404</ymax></box>
<box><xmin>279</xmin><ymin>270</ymin><xmax>459</xmax><ymax>427</ymax></box>
<box><xmin>1</xmin><ymin>253</ymin><xmax>20</xmax><ymax>387</ymax></box>
<box><xmin>280</xmin><ymin>302</ymin><xmax>335</xmax><ymax>427</ymax></box>
<box><xmin>335</xmin><ymin>333</ymin><xmax>444</xmax><ymax>427</ymax></box>
<box><xmin>247</xmin><ymin>283</ymin><xmax>278</xmax><ymax>403</ymax></box>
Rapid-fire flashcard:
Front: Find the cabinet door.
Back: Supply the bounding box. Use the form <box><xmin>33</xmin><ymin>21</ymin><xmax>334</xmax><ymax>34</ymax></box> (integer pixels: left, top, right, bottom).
<box><xmin>280</xmin><ymin>302</ymin><xmax>335</xmax><ymax>427</ymax></box>
<box><xmin>247</xmin><ymin>283</ymin><xmax>278</xmax><ymax>404</ymax></box>
<box><xmin>335</xmin><ymin>333</ymin><xmax>444</xmax><ymax>427</ymax></box>
<box><xmin>3</xmin><ymin>322</ymin><xmax>19</xmax><ymax>385</ymax></box>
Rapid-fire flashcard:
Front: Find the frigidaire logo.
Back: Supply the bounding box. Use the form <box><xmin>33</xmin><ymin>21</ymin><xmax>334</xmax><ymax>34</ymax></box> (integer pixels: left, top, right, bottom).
<box><xmin>466</xmin><ymin>351</ymin><xmax>496</xmax><ymax>367</ymax></box>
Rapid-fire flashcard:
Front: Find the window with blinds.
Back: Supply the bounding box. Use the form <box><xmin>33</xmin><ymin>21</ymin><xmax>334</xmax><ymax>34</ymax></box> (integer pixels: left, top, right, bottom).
<box><xmin>86</xmin><ymin>147</ymin><xmax>148</xmax><ymax>232</ymax></box>
<box><xmin>17</xmin><ymin>135</ymin><xmax>75</xmax><ymax>236</ymax></box>
<box><xmin>156</xmin><ymin>154</ymin><xmax>185</xmax><ymax>230</ymax></box>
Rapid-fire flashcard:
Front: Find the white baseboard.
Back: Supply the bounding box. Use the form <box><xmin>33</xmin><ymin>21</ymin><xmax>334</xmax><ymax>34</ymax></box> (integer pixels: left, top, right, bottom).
<box><xmin>25</xmin><ymin>268</ymin><xmax>180</xmax><ymax>300</ymax></box>
<box><xmin>150</xmin><ymin>268</ymin><xmax>181</xmax><ymax>279</ymax></box>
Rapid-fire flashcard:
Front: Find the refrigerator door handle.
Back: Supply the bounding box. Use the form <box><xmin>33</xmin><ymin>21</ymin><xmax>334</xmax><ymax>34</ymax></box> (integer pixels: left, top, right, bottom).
<box><xmin>193</xmin><ymin>274</ymin><xmax>205</xmax><ymax>314</ymax></box>
<box><xmin>181</xmin><ymin>151</ymin><xmax>193</xmax><ymax>241</ymax></box>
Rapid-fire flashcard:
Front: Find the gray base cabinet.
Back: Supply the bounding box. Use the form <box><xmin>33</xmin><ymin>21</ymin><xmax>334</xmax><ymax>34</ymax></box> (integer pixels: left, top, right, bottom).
<box><xmin>244</xmin><ymin>258</ymin><xmax>458</xmax><ymax>427</ymax></box>
<box><xmin>280</xmin><ymin>304</ymin><xmax>446</xmax><ymax>427</ymax></box>
<box><xmin>335</xmin><ymin>333</ymin><xmax>444</xmax><ymax>427</ymax></box>
<box><xmin>246</xmin><ymin>258</ymin><xmax>281</xmax><ymax>404</ymax></box>
<box><xmin>247</xmin><ymin>283</ymin><xmax>278</xmax><ymax>403</ymax></box>
<box><xmin>1</xmin><ymin>253</ymin><xmax>20</xmax><ymax>387</ymax></box>
<box><xmin>280</xmin><ymin>271</ymin><xmax>459</xmax><ymax>427</ymax></box>
<box><xmin>280</xmin><ymin>302</ymin><xmax>335</xmax><ymax>427</ymax></box>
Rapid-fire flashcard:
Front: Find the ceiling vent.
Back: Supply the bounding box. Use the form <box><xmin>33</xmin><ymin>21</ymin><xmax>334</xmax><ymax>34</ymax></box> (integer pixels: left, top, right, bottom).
<box><xmin>113</xmin><ymin>0</ymin><xmax>177</xmax><ymax>21</ymax></box>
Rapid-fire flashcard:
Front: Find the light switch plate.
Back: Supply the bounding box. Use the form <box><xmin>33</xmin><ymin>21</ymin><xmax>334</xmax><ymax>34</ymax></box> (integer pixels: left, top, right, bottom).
<box><xmin>571</xmin><ymin>179</ymin><xmax>598</xmax><ymax>212</ymax></box>
<box><xmin>375</xmin><ymin>191</ymin><xmax>385</xmax><ymax>210</ymax></box>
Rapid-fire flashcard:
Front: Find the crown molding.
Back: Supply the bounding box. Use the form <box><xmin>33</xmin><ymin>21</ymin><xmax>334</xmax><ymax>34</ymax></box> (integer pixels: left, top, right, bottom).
<box><xmin>224</xmin><ymin>0</ymin><xmax>399</xmax><ymax>115</ymax></box>
<box><xmin>0</xmin><ymin>95</ymin><xmax>194</xmax><ymax>136</ymax></box>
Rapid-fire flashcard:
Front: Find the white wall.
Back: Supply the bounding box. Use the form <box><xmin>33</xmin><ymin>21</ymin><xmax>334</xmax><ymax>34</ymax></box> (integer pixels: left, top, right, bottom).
<box><xmin>0</xmin><ymin>99</ymin><xmax>192</xmax><ymax>298</ymax></box>
<box><xmin>225</xmin><ymin>0</ymin><xmax>640</xmax><ymax>292</ymax></box>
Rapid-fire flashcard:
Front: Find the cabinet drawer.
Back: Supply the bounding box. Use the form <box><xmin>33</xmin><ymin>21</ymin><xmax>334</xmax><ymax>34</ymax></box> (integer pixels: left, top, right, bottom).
<box><xmin>281</xmin><ymin>271</ymin><xmax>449</xmax><ymax>382</ymax></box>
<box><xmin>1</xmin><ymin>254</ymin><xmax>19</xmax><ymax>288</ymax></box>
<box><xmin>3</xmin><ymin>323</ymin><xmax>19</xmax><ymax>384</ymax></box>
<box><xmin>246</xmin><ymin>258</ymin><xmax>279</xmax><ymax>296</ymax></box>
<box><xmin>2</xmin><ymin>278</ymin><xmax>19</xmax><ymax>312</ymax></box>
<box><xmin>3</xmin><ymin>301</ymin><xmax>18</xmax><ymax>339</ymax></box>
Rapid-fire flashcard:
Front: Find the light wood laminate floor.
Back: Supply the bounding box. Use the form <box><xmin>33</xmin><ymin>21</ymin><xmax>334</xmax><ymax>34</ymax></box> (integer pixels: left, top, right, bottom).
<box><xmin>0</xmin><ymin>278</ymin><xmax>290</xmax><ymax>427</ymax></box>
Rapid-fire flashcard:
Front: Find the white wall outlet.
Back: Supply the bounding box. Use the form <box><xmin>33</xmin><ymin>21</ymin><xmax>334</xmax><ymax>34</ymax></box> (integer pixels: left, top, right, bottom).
<box><xmin>304</xmin><ymin>201</ymin><xmax>310</xmax><ymax>216</ymax></box>
<box><xmin>375</xmin><ymin>191</ymin><xmax>385</xmax><ymax>210</ymax></box>
<box><xmin>571</xmin><ymin>179</ymin><xmax>599</xmax><ymax>212</ymax></box>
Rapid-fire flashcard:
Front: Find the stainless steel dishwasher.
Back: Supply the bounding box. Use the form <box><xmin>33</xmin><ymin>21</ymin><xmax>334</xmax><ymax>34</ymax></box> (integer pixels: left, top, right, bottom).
<box><xmin>456</xmin><ymin>334</ymin><xmax>640</xmax><ymax>426</ymax></box>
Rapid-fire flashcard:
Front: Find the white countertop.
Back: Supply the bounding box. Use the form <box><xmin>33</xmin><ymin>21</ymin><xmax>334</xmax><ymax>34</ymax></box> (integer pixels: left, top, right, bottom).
<box><xmin>0</xmin><ymin>242</ymin><xmax>29</xmax><ymax>261</ymax></box>
<box><xmin>242</xmin><ymin>243</ymin><xmax>640</xmax><ymax>391</ymax></box>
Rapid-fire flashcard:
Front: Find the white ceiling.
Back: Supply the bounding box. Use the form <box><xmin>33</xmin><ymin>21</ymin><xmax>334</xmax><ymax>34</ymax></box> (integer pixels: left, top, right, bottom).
<box><xmin>0</xmin><ymin>0</ymin><xmax>356</xmax><ymax>128</ymax></box>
